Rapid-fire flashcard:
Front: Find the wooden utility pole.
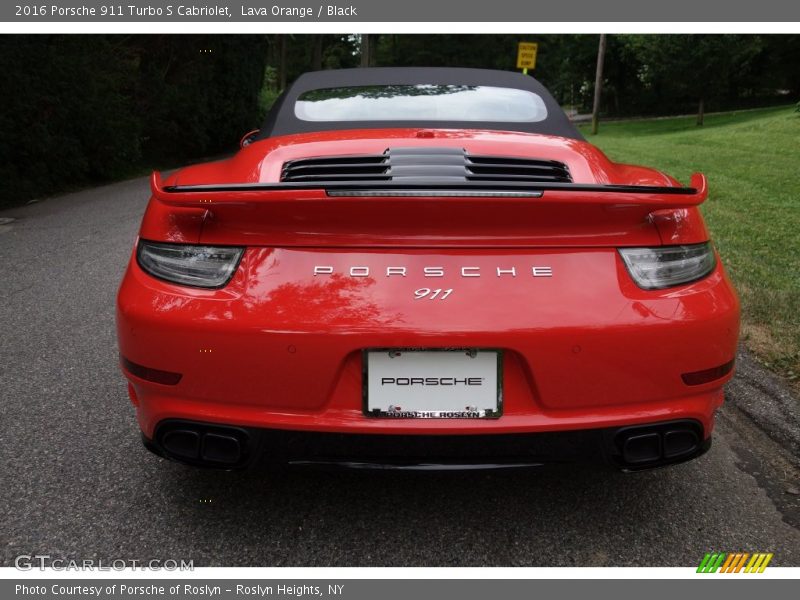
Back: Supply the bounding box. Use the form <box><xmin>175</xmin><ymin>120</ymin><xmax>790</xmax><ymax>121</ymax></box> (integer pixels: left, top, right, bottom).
<box><xmin>591</xmin><ymin>34</ymin><xmax>607</xmax><ymax>135</ymax></box>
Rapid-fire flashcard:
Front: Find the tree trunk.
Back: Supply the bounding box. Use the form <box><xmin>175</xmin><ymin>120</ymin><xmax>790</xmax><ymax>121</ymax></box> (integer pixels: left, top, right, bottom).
<box><xmin>360</xmin><ymin>34</ymin><xmax>371</xmax><ymax>67</ymax></box>
<box><xmin>312</xmin><ymin>35</ymin><xmax>323</xmax><ymax>71</ymax></box>
<box><xmin>591</xmin><ymin>34</ymin><xmax>607</xmax><ymax>135</ymax></box>
<box><xmin>369</xmin><ymin>34</ymin><xmax>378</xmax><ymax>66</ymax></box>
<box><xmin>696</xmin><ymin>98</ymin><xmax>705</xmax><ymax>126</ymax></box>
<box><xmin>267</xmin><ymin>35</ymin><xmax>279</xmax><ymax>91</ymax></box>
<box><xmin>278</xmin><ymin>35</ymin><xmax>287</xmax><ymax>90</ymax></box>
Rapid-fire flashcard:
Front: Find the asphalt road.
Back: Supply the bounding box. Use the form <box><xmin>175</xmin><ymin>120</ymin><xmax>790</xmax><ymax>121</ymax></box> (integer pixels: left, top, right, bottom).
<box><xmin>1</xmin><ymin>175</ymin><xmax>799</xmax><ymax>567</ymax></box>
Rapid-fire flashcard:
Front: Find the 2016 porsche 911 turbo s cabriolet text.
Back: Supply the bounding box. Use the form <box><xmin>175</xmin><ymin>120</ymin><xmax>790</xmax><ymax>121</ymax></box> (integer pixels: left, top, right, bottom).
<box><xmin>116</xmin><ymin>67</ymin><xmax>739</xmax><ymax>471</ymax></box>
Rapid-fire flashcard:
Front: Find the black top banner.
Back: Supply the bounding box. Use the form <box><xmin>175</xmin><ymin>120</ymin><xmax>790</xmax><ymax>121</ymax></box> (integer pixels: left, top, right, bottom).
<box><xmin>4</xmin><ymin>0</ymin><xmax>800</xmax><ymax>22</ymax></box>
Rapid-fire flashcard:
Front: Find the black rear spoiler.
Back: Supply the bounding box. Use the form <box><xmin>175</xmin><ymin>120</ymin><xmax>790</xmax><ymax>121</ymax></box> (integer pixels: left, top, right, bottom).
<box><xmin>163</xmin><ymin>179</ymin><xmax>700</xmax><ymax>196</ymax></box>
<box><xmin>145</xmin><ymin>172</ymin><xmax>709</xmax><ymax>247</ymax></box>
<box><xmin>154</xmin><ymin>172</ymin><xmax>707</xmax><ymax>209</ymax></box>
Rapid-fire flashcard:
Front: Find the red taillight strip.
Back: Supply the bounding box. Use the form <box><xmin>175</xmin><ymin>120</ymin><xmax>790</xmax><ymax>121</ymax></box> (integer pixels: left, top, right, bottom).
<box><xmin>681</xmin><ymin>360</ymin><xmax>735</xmax><ymax>386</ymax></box>
<box><xmin>121</xmin><ymin>357</ymin><xmax>183</xmax><ymax>386</ymax></box>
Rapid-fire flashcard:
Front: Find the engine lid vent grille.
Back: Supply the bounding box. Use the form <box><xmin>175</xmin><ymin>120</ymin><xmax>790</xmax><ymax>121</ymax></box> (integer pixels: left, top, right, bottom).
<box><xmin>281</xmin><ymin>147</ymin><xmax>572</xmax><ymax>184</ymax></box>
<box><xmin>281</xmin><ymin>154</ymin><xmax>390</xmax><ymax>182</ymax></box>
<box><xmin>466</xmin><ymin>155</ymin><xmax>572</xmax><ymax>183</ymax></box>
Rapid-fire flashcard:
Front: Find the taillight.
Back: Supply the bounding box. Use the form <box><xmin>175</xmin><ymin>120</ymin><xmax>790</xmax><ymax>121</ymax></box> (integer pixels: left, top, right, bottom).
<box><xmin>136</xmin><ymin>240</ymin><xmax>243</xmax><ymax>289</ymax></box>
<box><xmin>619</xmin><ymin>242</ymin><xmax>716</xmax><ymax>290</ymax></box>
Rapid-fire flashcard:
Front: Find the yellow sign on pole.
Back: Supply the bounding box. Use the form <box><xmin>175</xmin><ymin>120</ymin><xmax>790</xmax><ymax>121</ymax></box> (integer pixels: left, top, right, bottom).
<box><xmin>517</xmin><ymin>42</ymin><xmax>538</xmax><ymax>74</ymax></box>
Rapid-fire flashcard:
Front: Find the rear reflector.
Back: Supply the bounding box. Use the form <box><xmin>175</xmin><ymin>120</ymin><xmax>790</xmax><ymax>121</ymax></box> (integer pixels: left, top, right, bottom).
<box><xmin>121</xmin><ymin>357</ymin><xmax>183</xmax><ymax>385</ymax></box>
<box><xmin>681</xmin><ymin>360</ymin><xmax>735</xmax><ymax>386</ymax></box>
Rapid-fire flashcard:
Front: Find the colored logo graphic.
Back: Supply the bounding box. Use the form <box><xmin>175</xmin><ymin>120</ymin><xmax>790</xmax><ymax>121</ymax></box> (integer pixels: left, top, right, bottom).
<box><xmin>697</xmin><ymin>552</ymin><xmax>773</xmax><ymax>573</ymax></box>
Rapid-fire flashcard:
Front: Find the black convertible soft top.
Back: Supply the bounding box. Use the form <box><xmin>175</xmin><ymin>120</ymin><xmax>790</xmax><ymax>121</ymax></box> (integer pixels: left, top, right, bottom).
<box><xmin>257</xmin><ymin>67</ymin><xmax>584</xmax><ymax>141</ymax></box>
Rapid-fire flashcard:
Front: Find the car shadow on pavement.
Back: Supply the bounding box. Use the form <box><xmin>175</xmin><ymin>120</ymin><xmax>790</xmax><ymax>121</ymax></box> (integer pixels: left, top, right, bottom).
<box><xmin>152</xmin><ymin>458</ymin><xmax>702</xmax><ymax>566</ymax></box>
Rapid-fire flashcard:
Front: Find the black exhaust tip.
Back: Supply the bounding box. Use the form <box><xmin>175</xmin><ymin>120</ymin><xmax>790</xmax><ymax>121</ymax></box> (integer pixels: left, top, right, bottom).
<box><xmin>161</xmin><ymin>429</ymin><xmax>201</xmax><ymax>460</ymax></box>
<box><xmin>154</xmin><ymin>420</ymin><xmax>253</xmax><ymax>468</ymax></box>
<box><xmin>201</xmin><ymin>433</ymin><xmax>242</xmax><ymax>464</ymax></box>
<box><xmin>608</xmin><ymin>420</ymin><xmax>707</xmax><ymax>470</ymax></box>
<box><xmin>621</xmin><ymin>432</ymin><xmax>661</xmax><ymax>465</ymax></box>
<box><xmin>663</xmin><ymin>428</ymin><xmax>700</xmax><ymax>459</ymax></box>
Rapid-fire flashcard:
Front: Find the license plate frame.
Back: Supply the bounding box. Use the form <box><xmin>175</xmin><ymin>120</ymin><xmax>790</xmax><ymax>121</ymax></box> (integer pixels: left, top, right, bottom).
<box><xmin>362</xmin><ymin>348</ymin><xmax>503</xmax><ymax>419</ymax></box>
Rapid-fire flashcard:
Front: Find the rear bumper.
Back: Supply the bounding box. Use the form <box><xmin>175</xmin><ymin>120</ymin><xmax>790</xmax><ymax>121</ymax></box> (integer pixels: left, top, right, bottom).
<box><xmin>130</xmin><ymin>384</ymin><xmax>724</xmax><ymax>436</ymax></box>
<box><xmin>117</xmin><ymin>245</ymin><xmax>739</xmax><ymax>448</ymax></box>
<box><xmin>143</xmin><ymin>417</ymin><xmax>712</xmax><ymax>471</ymax></box>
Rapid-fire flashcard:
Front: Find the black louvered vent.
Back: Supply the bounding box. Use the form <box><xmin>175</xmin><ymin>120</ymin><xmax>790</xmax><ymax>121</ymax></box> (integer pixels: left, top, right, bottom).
<box><xmin>280</xmin><ymin>147</ymin><xmax>571</xmax><ymax>184</ymax></box>
<box><xmin>281</xmin><ymin>154</ymin><xmax>390</xmax><ymax>182</ymax></box>
<box><xmin>466</xmin><ymin>155</ymin><xmax>572</xmax><ymax>183</ymax></box>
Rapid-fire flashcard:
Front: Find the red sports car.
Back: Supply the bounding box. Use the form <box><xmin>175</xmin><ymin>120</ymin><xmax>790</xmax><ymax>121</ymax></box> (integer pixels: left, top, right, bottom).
<box><xmin>116</xmin><ymin>68</ymin><xmax>739</xmax><ymax>471</ymax></box>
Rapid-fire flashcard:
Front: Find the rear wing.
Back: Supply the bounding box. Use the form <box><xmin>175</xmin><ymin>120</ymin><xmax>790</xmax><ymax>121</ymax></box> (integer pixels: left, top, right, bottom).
<box><xmin>152</xmin><ymin>171</ymin><xmax>707</xmax><ymax>207</ymax></box>
<box><xmin>145</xmin><ymin>171</ymin><xmax>709</xmax><ymax>247</ymax></box>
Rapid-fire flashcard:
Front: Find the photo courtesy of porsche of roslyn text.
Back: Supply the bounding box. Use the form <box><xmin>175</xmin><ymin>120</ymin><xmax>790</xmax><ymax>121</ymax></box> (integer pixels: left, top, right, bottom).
<box><xmin>0</xmin><ymin>33</ymin><xmax>798</xmax><ymax>569</ymax></box>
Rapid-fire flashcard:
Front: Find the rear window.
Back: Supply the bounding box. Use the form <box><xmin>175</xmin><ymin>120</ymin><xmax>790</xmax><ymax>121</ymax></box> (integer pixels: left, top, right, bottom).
<box><xmin>294</xmin><ymin>84</ymin><xmax>548</xmax><ymax>123</ymax></box>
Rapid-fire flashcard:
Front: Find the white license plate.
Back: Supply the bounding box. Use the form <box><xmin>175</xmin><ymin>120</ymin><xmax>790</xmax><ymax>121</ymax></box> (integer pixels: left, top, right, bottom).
<box><xmin>364</xmin><ymin>349</ymin><xmax>502</xmax><ymax>418</ymax></box>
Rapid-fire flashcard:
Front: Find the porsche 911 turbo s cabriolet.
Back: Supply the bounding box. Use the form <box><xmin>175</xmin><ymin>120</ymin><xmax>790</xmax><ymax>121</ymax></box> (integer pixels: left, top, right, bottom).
<box><xmin>116</xmin><ymin>67</ymin><xmax>739</xmax><ymax>471</ymax></box>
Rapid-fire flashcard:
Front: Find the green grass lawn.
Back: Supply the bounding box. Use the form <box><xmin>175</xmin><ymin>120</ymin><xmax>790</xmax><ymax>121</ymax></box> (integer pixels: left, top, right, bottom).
<box><xmin>579</xmin><ymin>106</ymin><xmax>800</xmax><ymax>384</ymax></box>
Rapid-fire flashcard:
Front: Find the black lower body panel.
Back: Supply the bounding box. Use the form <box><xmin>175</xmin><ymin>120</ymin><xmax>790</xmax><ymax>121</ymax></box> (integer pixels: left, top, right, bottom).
<box><xmin>143</xmin><ymin>418</ymin><xmax>710</xmax><ymax>472</ymax></box>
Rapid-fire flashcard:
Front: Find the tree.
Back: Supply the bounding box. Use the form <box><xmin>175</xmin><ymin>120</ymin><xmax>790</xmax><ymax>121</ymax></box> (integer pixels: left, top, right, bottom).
<box><xmin>623</xmin><ymin>35</ymin><xmax>764</xmax><ymax>125</ymax></box>
<box><xmin>359</xmin><ymin>34</ymin><xmax>377</xmax><ymax>67</ymax></box>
